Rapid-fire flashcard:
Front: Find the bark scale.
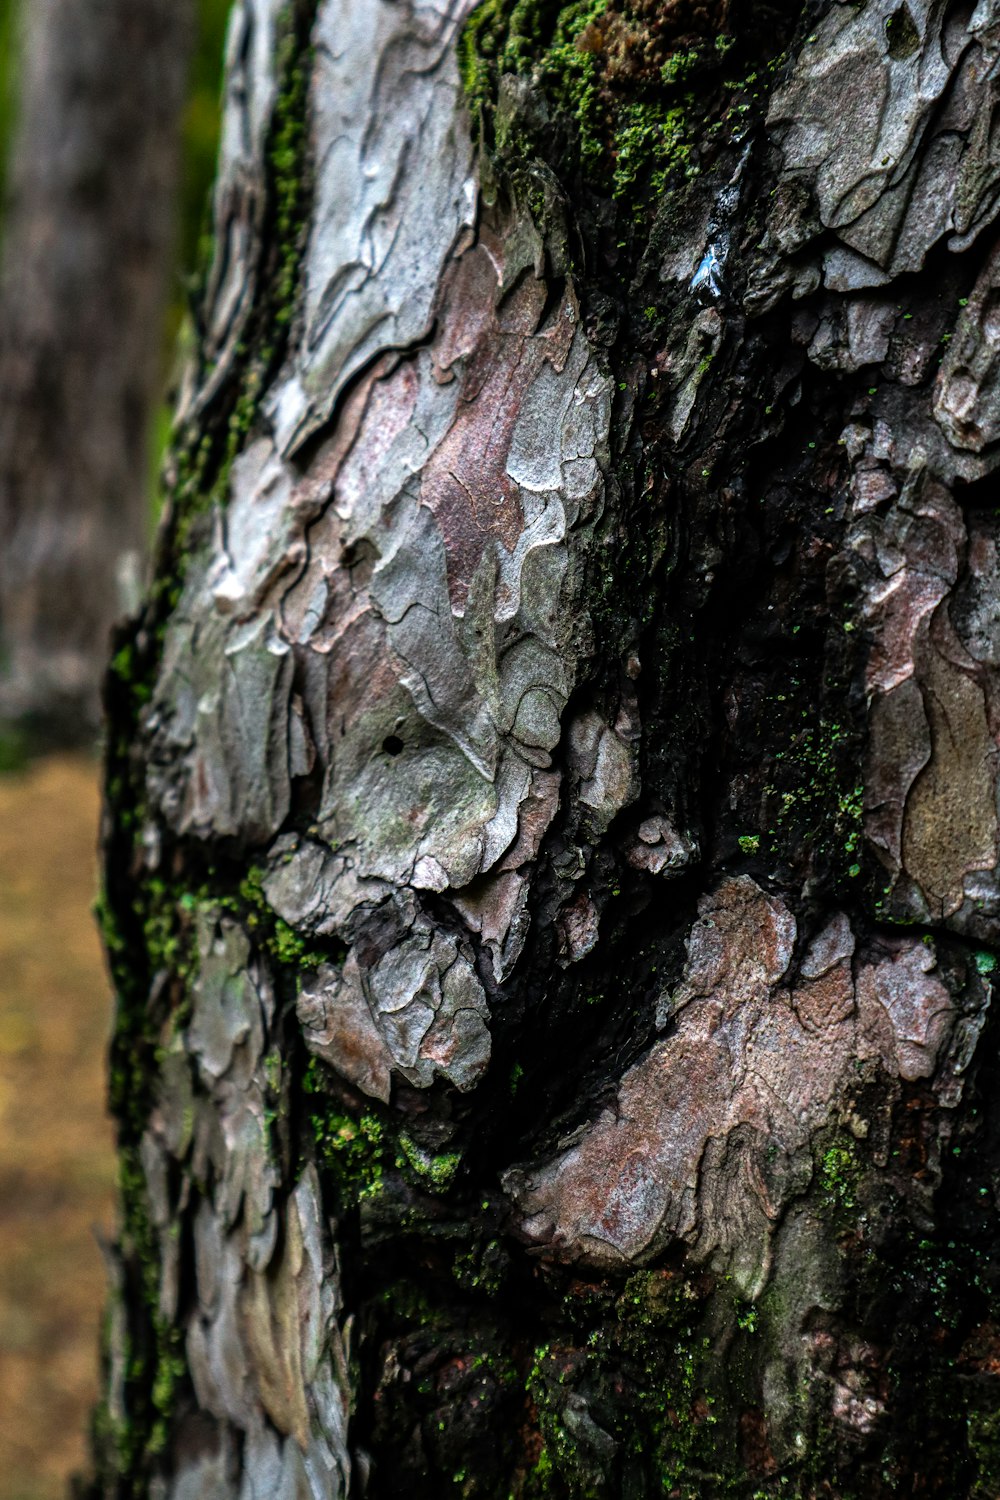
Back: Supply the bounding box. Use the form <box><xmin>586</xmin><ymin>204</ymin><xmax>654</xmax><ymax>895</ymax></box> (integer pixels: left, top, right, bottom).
<box><xmin>93</xmin><ymin>1</ymin><xmax>1000</xmax><ymax>1496</ymax></box>
<box><xmin>0</xmin><ymin>0</ymin><xmax>194</xmax><ymax>743</ymax></box>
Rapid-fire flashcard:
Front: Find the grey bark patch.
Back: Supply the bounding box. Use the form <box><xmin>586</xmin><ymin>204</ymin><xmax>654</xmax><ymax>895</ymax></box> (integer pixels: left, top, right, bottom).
<box><xmin>266</xmin><ymin>0</ymin><xmax>479</xmax><ymax>455</ymax></box>
<box><xmin>183</xmin><ymin>1169</ymin><xmax>350</xmax><ymax>1498</ymax></box>
<box><xmin>145</xmin><ymin>179</ymin><xmax>612</xmax><ymax>1100</ymax></box>
<box><xmin>298</xmin><ymin>921</ymin><xmax>490</xmax><ymax>1099</ymax></box>
<box><xmin>753</xmin><ymin>0</ymin><xmax>1000</xmax><ymax>308</ymax></box>
<box><xmin>935</xmin><ymin>239</ymin><xmax>1000</xmax><ymax>453</ymax></box>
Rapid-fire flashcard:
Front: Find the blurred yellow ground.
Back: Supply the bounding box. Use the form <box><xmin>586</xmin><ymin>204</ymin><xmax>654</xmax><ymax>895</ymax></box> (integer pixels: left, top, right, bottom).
<box><xmin>0</xmin><ymin>756</ymin><xmax>116</xmax><ymax>1500</ymax></box>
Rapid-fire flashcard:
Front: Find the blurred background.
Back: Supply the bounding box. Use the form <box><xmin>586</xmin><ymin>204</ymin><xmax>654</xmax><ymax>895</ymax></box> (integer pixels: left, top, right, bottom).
<box><xmin>0</xmin><ymin>3</ymin><xmax>231</xmax><ymax>1495</ymax></box>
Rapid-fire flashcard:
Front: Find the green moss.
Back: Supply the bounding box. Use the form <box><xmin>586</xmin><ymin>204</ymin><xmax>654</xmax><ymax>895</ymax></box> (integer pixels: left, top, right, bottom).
<box><xmin>102</xmin><ymin>1147</ymin><xmax>190</xmax><ymax>1488</ymax></box>
<box><xmin>459</xmin><ymin>0</ymin><xmax>580</xmax><ymax>114</ymax></box>
<box><xmin>373</xmin><ymin>1277</ymin><xmax>442</xmax><ymax>1330</ymax></box>
<box><xmin>616</xmin><ymin>1268</ymin><xmax>702</xmax><ymax>1336</ymax></box>
<box><xmin>164</xmin><ymin>7</ymin><xmax>313</xmax><ymax>531</ymax></box>
<box><xmin>815</xmin><ymin>1135</ymin><xmax>861</xmax><ymax>1231</ymax></box>
<box><xmin>766</xmin><ymin>716</ymin><xmax>864</xmax><ymax>887</ymax></box>
<box><xmin>144</xmin><ymin>877</ymin><xmax>200</xmax><ymax>981</ymax></box>
<box><xmin>303</xmin><ymin>1059</ymin><xmax>471</xmax><ymax>1208</ymax></box>
<box><xmin>734</xmin><ymin>1300</ymin><xmax>758</xmax><ymax>1335</ymax></box>
<box><xmin>316</xmin><ymin>1113</ymin><xmax>387</xmax><ymax>1198</ymax></box>
<box><xmin>525</xmin><ymin>1344</ymin><xmax>589</xmax><ymax>1496</ymax></box>
<box><xmin>451</xmin><ymin>1239</ymin><xmax>507</xmax><ymax>1298</ymax></box>
<box><xmin>233</xmin><ymin>864</ymin><xmax>328</xmax><ymax>968</ymax></box>
<box><xmin>969</xmin><ymin>1404</ymin><xmax>1000</xmax><ymax>1498</ymax></box>
<box><xmin>459</xmin><ymin>0</ymin><xmax>700</xmax><ymax>215</ymax></box>
<box><xmin>271</xmin><ymin>28</ymin><xmax>310</xmax><ymax>318</ymax></box>
<box><xmin>398</xmin><ymin>1132</ymin><xmax>463</xmax><ymax>1194</ymax></box>
<box><xmin>612</xmin><ymin>98</ymin><xmax>692</xmax><ymax>204</ymax></box>
<box><xmin>303</xmin><ymin>1061</ymin><xmax>390</xmax><ymax>1201</ymax></box>
<box><xmin>154</xmin><ymin>0</ymin><xmax>233</xmax><ymax>412</ymax></box>
<box><xmin>102</xmin><ymin>842</ymin><xmax>334</xmax><ymax>1154</ymax></box>
<box><xmin>527</xmin><ymin>1327</ymin><xmax>713</xmax><ymax>1495</ymax></box>
<box><xmin>109</xmin><ymin>643</ymin><xmax>153</xmax><ymax>708</ymax></box>
<box><xmin>101</xmin><ymin>861</ymin><xmax>209</xmax><ymax>1142</ymax></box>
<box><xmin>514</xmin><ymin>1270</ymin><xmax>763</xmax><ymax>1496</ymax></box>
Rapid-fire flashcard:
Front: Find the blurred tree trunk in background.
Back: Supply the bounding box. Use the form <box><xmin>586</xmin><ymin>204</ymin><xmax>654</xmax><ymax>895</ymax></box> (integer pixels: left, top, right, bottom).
<box><xmin>92</xmin><ymin>1</ymin><xmax>1000</xmax><ymax>1497</ymax></box>
<box><xmin>0</xmin><ymin>0</ymin><xmax>194</xmax><ymax>747</ymax></box>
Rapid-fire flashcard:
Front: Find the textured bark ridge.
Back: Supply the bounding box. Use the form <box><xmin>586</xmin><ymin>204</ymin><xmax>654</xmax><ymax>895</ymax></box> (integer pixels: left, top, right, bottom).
<box><xmin>95</xmin><ymin>1</ymin><xmax>1000</xmax><ymax>1496</ymax></box>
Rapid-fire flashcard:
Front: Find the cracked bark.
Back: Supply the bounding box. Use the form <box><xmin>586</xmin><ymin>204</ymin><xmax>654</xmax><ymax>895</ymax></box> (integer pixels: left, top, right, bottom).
<box><xmin>91</xmin><ymin>1</ymin><xmax>1000</xmax><ymax>1496</ymax></box>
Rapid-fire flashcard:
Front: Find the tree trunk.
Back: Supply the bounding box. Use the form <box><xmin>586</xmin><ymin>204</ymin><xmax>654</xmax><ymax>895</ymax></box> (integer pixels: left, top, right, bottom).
<box><xmin>0</xmin><ymin>0</ymin><xmax>194</xmax><ymax>744</ymax></box>
<box><xmin>93</xmin><ymin>1</ymin><xmax>1000</xmax><ymax>1495</ymax></box>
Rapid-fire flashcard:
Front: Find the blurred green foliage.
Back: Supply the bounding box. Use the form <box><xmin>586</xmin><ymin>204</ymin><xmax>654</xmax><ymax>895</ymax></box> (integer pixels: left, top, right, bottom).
<box><xmin>148</xmin><ymin>0</ymin><xmax>233</xmax><ymax>509</ymax></box>
<box><xmin>0</xmin><ymin>0</ymin><xmax>20</xmax><ymax>214</ymax></box>
<box><xmin>0</xmin><ymin>0</ymin><xmax>235</xmax><ymax>509</ymax></box>
<box><xmin>151</xmin><ymin>0</ymin><xmax>234</xmax><ymax>516</ymax></box>
<box><xmin>0</xmin><ymin>0</ymin><xmax>232</xmax><ymax>273</ymax></box>
<box><xmin>181</xmin><ymin>0</ymin><xmax>232</xmax><ymax>277</ymax></box>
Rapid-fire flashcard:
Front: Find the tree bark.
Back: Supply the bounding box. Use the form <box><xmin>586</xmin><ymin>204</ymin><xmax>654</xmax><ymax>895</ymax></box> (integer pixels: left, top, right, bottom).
<box><xmin>0</xmin><ymin>0</ymin><xmax>194</xmax><ymax>744</ymax></box>
<box><xmin>93</xmin><ymin>0</ymin><xmax>1000</xmax><ymax>1495</ymax></box>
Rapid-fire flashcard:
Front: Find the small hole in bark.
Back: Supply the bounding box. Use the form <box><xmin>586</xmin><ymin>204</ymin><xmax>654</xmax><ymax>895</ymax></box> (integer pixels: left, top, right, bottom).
<box><xmin>382</xmin><ymin>735</ymin><xmax>404</xmax><ymax>757</ymax></box>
